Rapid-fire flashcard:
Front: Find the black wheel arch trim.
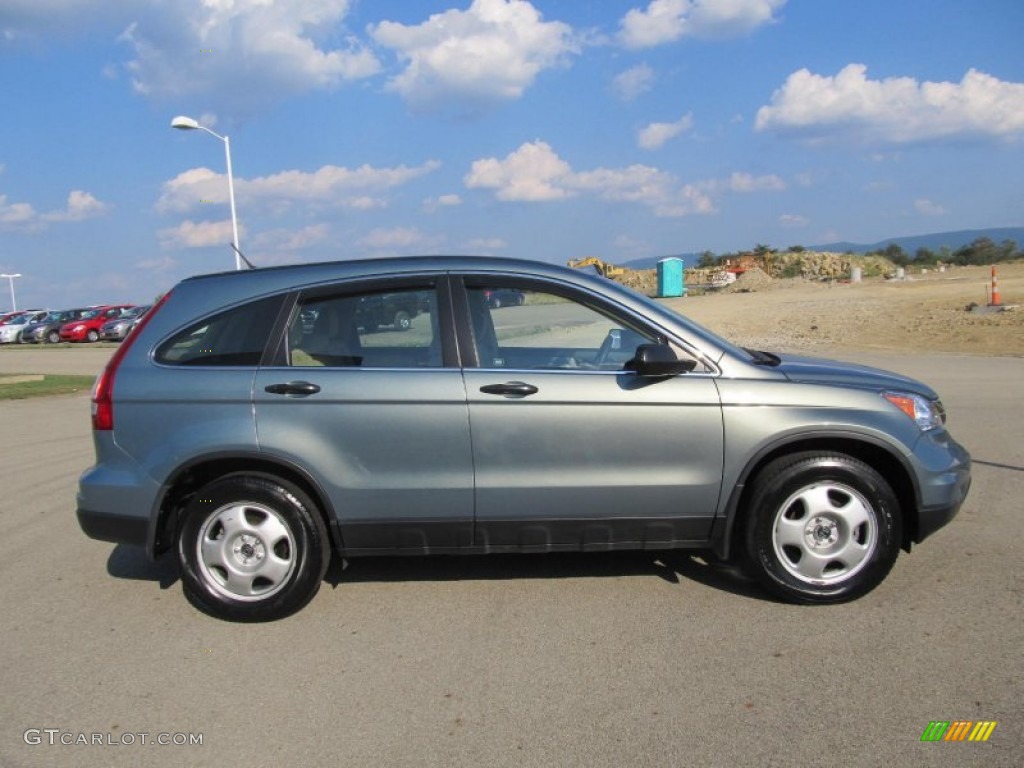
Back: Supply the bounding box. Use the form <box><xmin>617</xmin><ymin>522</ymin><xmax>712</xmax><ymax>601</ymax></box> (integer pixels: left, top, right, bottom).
<box><xmin>714</xmin><ymin>428</ymin><xmax>922</xmax><ymax>560</ymax></box>
<box><xmin>148</xmin><ymin>450</ymin><xmax>342</xmax><ymax>558</ymax></box>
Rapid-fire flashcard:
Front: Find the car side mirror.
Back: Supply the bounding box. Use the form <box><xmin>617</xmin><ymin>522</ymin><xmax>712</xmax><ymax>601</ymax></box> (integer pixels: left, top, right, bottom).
<box><xmin>626</xmin><ymin>343</ymin><xmax>697</xmax><ymax>377</ymax></box>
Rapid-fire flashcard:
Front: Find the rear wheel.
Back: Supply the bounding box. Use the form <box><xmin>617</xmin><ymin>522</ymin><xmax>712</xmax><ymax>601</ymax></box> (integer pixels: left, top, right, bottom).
<box><xmin>178</xmin><ymin>474</ymin><xmax>330</xmax><ymax>621</ymax></box>
<box><xmin>744</xmin><ymin>452</ymin><xmax>901</xmax><ymax>603</ymax></box>
<box><xmin>47</xmin><ymin>330</ymin><xmax>60</xmax><ymax>344</ymax></box>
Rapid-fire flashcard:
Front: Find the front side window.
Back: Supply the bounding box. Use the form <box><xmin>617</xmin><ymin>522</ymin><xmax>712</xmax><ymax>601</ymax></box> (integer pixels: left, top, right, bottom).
<box><xmin>466</xmin><ymin>285</ymin><xmax>661</xmax><ymax>371</ymax></box>
<box><xmin>288</xmin><ymin>288</ymin><xmax>440</xmax><ymax>368</ymax></box>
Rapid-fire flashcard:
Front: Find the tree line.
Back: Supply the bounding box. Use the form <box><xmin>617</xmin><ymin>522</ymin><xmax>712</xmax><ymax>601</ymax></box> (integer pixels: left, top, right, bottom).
<box><xmin>694</xmin><ymin>238</ymin><xmax>1022</xmax><ymax>269</ymax></box>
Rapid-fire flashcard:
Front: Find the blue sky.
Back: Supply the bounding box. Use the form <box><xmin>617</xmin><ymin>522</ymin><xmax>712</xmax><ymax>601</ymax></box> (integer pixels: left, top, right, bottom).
<box><xmin>2</xmin><ymin>0</ymin><xmax>1023</xmax><ymax>309</ymax></box>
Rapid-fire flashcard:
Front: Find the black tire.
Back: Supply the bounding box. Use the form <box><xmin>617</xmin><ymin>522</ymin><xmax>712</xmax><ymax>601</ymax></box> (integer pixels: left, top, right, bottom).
<box><xmin>393</xmin><ymin>310</ymin><xmax>412</xmax><ymax>331</ymax></box>
<box><xmin>47</xmin><ymin>330</ymin><xmax>60</xmax><ymax>344</ymax></box>
<box><xmin>86</xmin><ymin>329</ymin><xmax>99</xmax><ymax>343</ymax></box>
<box><xmin>177</xmin><ymin>474</ymin><xmax>330</xmax><ymax>621</ymax></box>
<box><xmin>743</xmin><ymin>452</ymin><xmax>901</xmax><ymax>604</ymax></box>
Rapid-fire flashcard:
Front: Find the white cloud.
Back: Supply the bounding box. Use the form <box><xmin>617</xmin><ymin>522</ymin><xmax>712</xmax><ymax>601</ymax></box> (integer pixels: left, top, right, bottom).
<box><xmin>158</xmin><ymin>219</ymin><xmax>238</xmax><ymax>249</ymax></box>
<box><xmin>465</xmin><ymin>141</ymin><xmax>574</xmax><ymax>201</ymax></box>
<box><xmin>727</xmin><ymin>172</ymin><xmax>784</xmax><ymax>192</ymax></box>
<box><xmin>779</xmin><ymin>213</ymin><xmax>808</xmax><ymax>227</ymax></box>
<box><xmin>41</xmin><ymin>190</ymin><xmax>110</xmax><ymax>222</ymax></box>
<box><xmin>637</xmin><ymin>113</ymin><xmax>694</xmax><ymax>149</ymax></box>
<box><xmin>612</xmin><ymin>64</ymin><xmax>655</xmax><ymax>101</ymax></box>
<box><xmin>135</xmin><ymin>256</ymin><xmax>179</xmax><ymax>272</ymax></box>
<box><xmin>755</xmin><ymin>64</ymin><xmax>1024</xmax><ymax>143</ymax></box>
<box><xmin>423</xmin><ymin>194</ymin><xmax>463</xmax><ymax>212</ymax></box>
<box><xmin>464</xmin><ymin>140</ymin><xmax>779</xmax><ymax>218</ymax></box>
<box><xmin>914</xmin><ymin>198</ymin><xmax>947</xmax><ymax>216</ymax></box>
<box><xmin>251</xmin><ymin>224</ymin><xmax>331</xmax><ymax>251</ymax></box>
<box><xmin>0</xmin><ymin>189</ymin><xmax>108</xmax><ymax>231</ymax></box>
<box><xmin>371</xmin><ymin>0</ymin><xmax>579</xmax><ymax>115</ymax></box>
<box><xmin>157</xmin><ymin>161</ymin><xmax>440</xmax><ymax>215</ymax></box>
<box><xmin>120</xmin><ymin>1</ymin><xmax>379</xmax><ymax>115</ymax></box>
<box><xmin>356</xmin><ymin>226</ymin><xmax>444</xmax><ymax>254</ymax></box>
<box><xmin>0</xmin><ymin>195</ymin><xmax>37</xmax><ymax>227</ymax></box>
<box><xmin>619</xmin><ymin>0</ymin><xmax>785</xmax><ymax>49</ymax></box>
<box><xmin>465</xmin><ymin>237</ymin><xmax>507</xmax><ymax>252</ymax></box>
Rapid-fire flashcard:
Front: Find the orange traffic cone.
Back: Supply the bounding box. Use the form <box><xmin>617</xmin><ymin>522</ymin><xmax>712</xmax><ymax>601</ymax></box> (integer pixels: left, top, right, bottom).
<box><xmin>990</xmin><ymin>266</ymin><xmax>1002</xmax><ymax>306</ymax></box>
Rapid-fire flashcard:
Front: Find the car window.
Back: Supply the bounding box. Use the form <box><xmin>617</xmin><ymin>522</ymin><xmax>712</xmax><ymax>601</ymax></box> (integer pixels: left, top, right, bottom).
<box><xmin>288</xmin><ymin>287</ymin><xmax>440</xmax><ymax>369</ymax></box>
<box><xmin>156</xmin><ymin>295</ymin><xmax>283</xmax><ymax>366</ymax></box>
<box><xmin>465</xmin><ymin>285</ymin><xmax>663</xmax><ymax>371</ymax></box>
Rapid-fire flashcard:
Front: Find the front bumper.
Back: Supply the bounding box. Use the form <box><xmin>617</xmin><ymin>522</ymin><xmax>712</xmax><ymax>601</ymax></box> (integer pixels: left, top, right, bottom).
<box><xmin>909</xmin><ymin>430</ymin><xmax>972</xmax><ymax>544</ymax></box>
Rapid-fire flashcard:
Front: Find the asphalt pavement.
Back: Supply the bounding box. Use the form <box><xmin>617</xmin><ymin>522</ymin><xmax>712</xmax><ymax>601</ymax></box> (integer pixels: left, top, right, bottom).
<box><xmin>0</xmin><ymin>348</ymin><xmax>1020</xmax><ymax>767</ymax></box>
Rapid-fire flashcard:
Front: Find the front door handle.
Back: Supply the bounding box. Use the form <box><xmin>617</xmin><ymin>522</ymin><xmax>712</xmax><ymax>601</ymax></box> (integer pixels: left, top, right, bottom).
<box><xmin>264</xmin><ymin>381</ymin><xmax>321</xmax><ymax>396</ymax></box>
<box><xmin>480</xmin><ymin>381</ymin><xmax>538</xmax><ymax>398</ymax></box>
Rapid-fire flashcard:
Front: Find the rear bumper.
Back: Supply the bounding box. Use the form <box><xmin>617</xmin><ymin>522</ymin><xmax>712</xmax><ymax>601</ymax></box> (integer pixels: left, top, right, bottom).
<box><xmin>77</xmin><ymin>507</ymin><xmax>149</xmax><ymax>547</ymax></box>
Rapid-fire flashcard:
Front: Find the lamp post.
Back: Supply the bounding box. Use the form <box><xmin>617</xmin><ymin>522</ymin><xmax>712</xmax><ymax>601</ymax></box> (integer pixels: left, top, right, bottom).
<box><xmin>170</xmin><ymin>115</ymin><xmax>242</xmax><ymax>270</ymax></box>
<box><xmin>0</xmin><ymin>273</ymin><xmax>21</xmax><ymax>311</ymax></box>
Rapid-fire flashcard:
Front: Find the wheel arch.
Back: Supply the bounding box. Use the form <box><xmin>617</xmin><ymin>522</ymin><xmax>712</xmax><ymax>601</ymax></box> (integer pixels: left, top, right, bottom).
<box><xmin>717</xmin><ymin>434</ymin><xmax>921</xmax><ymax>561</ymax></box>
<box><xmin>151</xmin><ymin>452</ymin><xmax>342</xmax><ymax>558</ymax></box>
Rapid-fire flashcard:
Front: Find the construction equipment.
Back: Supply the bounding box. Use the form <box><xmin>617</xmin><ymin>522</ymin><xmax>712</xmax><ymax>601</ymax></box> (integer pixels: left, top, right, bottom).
<box><xmin>567</xmin><ymin>257</ymin><xmax>626</xmax><ymax>279</ymax></box>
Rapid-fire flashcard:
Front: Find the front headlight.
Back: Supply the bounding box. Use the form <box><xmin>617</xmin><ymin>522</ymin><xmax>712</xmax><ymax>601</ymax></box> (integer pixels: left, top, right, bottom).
<box><xmin>883</xmin><ymin>392</ymin><xmax>945</xmax><ymax>431</ymax></box>
<box><xmin>73</xmin><ymin>324</ymin><xmax>86</xmax><ymax>332</ymax></box>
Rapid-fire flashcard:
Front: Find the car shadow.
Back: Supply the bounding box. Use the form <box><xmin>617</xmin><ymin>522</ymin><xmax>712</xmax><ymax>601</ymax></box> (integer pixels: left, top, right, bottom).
<box><xmin>325</xmin><ymin>550</ymin><xmax>772</xmax><ymax>602</ymax></box>
<box><xmin>106</xmin><ymin>545</ymin><xmax>180</xmax><ymax>590</ymax></box>
<box><xmin>105</xmin><ymin>545</ymin><xmax>774</xmax><ymax>603</ymax></box>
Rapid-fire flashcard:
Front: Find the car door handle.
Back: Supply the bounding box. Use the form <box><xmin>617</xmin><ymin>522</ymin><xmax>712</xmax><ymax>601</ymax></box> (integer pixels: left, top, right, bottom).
<box><xmin>480</xmin><ymin>381</ymin><xmax>538</xmax><ymax>398</ymax></box>
<box><xmin>264</xmin><ymin>381</ymin><xmax>321</xmax><ymax>396</ymax></box>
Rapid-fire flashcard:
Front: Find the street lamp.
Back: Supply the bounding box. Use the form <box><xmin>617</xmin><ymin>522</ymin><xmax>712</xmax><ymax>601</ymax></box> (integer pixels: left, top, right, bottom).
<box><xmin>171</xmin><ymin>115</ymin><xmax>242</xmax><ymax>270</ymax></box>
<box><xmin>0</xmin><ymin>273</ymin><xmax>21</xmax><ymax>311</ymax></box>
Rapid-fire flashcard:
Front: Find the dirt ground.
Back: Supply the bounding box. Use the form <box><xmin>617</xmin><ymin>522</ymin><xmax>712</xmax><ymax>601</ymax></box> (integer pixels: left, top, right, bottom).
<box><xmin>662</xmin><ymin>261</ymin><xmax>1024</xmax><ymax>357</ymax></box>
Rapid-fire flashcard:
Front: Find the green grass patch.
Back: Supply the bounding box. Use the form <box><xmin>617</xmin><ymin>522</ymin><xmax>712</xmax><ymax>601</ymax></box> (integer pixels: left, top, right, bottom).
<box><xmin>0</xmin><ymin>374</ymin><xmax>96</xmax><ymax>400</ymax></box>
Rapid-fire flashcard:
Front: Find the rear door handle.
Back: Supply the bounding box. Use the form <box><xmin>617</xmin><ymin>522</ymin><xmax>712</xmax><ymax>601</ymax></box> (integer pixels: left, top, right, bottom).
<box><xmin>480</xmin><ymin>381</ymin><xmax>538</xmax><ymax>398</ymax></box>
<box><xmin>264</xmin><ymin>381</ymin><xmax>321</xmax><ymax>396</ymax></box>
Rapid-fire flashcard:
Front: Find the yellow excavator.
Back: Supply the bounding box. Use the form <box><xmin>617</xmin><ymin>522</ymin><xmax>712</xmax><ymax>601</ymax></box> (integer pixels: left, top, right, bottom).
<box><xmin>567</xmin><ymin>256</ymin><xmax>626</xmax><ymax>278</ymax></box>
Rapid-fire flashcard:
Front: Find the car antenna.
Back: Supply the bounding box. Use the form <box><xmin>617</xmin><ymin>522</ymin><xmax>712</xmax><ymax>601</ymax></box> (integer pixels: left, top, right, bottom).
<box><xmin>230</xmin><ymin>243</ymin><xmax>257</xmax><ymax>270</ymax></box>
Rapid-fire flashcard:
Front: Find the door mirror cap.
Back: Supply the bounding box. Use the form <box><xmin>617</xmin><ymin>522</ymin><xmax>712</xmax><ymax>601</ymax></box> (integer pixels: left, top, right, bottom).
<box><xmin>626</xmin><ymin>343</ymin><xmax>697</xmax><ymax>377</ymax></box>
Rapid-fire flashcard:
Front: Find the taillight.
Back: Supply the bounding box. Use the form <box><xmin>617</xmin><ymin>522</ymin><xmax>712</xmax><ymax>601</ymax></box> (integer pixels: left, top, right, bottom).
<box><xmin>92</xmin><ymin>291</ymin><xmax>171</xmax><ymax>431</ymax></box>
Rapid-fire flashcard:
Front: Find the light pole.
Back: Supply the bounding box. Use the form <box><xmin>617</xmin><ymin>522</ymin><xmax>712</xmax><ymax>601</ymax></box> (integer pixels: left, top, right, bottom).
<box><xmin>170</xmin><ymin>115</ymin><xmax>242</xmax><ymax>270</ymax></box>
<box><xmin>0</xmin><ymin>273</ymin><xmax>21</xmax><ymax>311</ymax></box>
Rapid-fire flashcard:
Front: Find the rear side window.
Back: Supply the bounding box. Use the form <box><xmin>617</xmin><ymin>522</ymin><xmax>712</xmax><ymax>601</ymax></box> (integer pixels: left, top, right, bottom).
<box><xmin>288</xmin><ymin>287</ymin><xmax>440</xmax><ymax>368</ymax></box>
<box><xmin>156</xmin><ymin>295</ymin><xmax>283</xmax><ymax>366</ymax></box>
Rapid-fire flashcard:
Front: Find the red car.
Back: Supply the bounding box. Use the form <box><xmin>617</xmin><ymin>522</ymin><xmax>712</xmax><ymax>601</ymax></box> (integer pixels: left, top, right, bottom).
<box><xmin>59</xmin><ymin>305</ymin><xmax>135</xmax><ymax>342</ymax></box>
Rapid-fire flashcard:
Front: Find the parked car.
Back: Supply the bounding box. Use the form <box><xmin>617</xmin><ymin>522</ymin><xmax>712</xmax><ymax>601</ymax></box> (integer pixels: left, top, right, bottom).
<box><xmin>484</xmin><ymin>288</ymin><xmax>525</xmax><ymax>308</ymax></box>
<box><xmin>59</xmin><ymin>305</ymin><xmax>134</xmax><ymax>342</ymax></box>
<box><xmin>77</xmin><ymin>256</ymin><xmax>971</xmax><ymax>621</ymax></box>
<box><xmin>0</xmin><ymin>310</ymin><xmax>48</xmax><ymax>344</ymax></box>
<box><xmin>355</xmin><ymin>292</ymin><xmax>421</xmax><ymax>332</ymax></box>
<box><xmin>100</xmin><ymin>305</ymin><xmax>151</xmax><ymax>341</ymax></box>
<box><xmin>20</xmin><ymin>308</ymin><xmax>89</xmax><ymax>344</ymax></box>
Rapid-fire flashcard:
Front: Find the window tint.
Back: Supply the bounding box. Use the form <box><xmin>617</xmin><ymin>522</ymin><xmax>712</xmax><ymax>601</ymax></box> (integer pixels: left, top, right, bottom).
<box><xmin>156</xmin><ymin>295</ymin><xmax>282</xmax><ymax>366</ymax></box>
<box><xmin>466</xmin><ymin>286</ymin><xmax>660</xmax><ymax>371</ymax></box>
<box><xmin>288</xmin><ymin>288</ymin><xmax>440</xmax><ymax>368</ymax></box>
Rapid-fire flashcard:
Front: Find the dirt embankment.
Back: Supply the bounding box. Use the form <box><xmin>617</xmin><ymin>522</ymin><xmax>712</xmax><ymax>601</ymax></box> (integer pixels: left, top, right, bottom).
<box><xmin>659</xmin><ymin>262</ymin><xmax>1024</xmax><ymax>357</ymax></box>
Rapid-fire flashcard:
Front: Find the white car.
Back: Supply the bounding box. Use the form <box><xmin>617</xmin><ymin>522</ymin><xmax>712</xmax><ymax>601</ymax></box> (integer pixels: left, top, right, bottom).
<box><xmin>0</xmin><ymin>310</ymin><xmax>48</xmax><ymax>344</ymax></box>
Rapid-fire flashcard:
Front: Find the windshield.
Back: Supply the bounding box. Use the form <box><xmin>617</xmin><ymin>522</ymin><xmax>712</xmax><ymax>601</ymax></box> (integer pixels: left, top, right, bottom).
<box><xmin>80</xmin><ymin>309</ymin><xmax>101</xmax><ymax>319</ymax></box>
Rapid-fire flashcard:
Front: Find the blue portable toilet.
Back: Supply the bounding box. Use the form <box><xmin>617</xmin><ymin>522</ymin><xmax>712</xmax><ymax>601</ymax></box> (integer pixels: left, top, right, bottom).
<box><xmin>657</xmin><ymin>257</ymin><xmax>685</xmax><ymax>297</ymax></box>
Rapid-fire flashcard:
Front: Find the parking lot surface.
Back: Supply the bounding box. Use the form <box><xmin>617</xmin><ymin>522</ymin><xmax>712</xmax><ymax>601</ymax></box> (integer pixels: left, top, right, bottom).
<box><xmin>1</xmin><ymin>348</ymin><xmax>1020</xmax><ymax>767</ymax></box>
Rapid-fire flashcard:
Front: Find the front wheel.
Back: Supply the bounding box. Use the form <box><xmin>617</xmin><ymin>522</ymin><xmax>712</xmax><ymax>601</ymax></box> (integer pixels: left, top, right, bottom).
<box><xmin>86</xmin><ymin>329</ymin><xmax>99</xmax><ymax>342</ymax></box>
<box><xmin>178</xmin><ymin>474</ymin><xmax>330</xmax><ymax>621</ymax></box>
<box><xmin>743</xmin><ymin>452</ymin><xmax>901</xmax><ymax>604</ymax></box>
<box><xmin>47</xmin><ymin>330</ymin><xmax>61</xmax><ymax>344</ymax></box>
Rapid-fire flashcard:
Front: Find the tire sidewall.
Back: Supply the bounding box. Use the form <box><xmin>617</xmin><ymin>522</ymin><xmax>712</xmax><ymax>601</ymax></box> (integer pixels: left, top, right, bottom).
<box><xmin>178</xmin><ymin>474</ymin><xmax>329</xmax><ymax>622</ymax></box>
<box><xmin>746</xmin><ymin>454</ymin><xmax>901</xmax><ymax>603</ymax></box>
